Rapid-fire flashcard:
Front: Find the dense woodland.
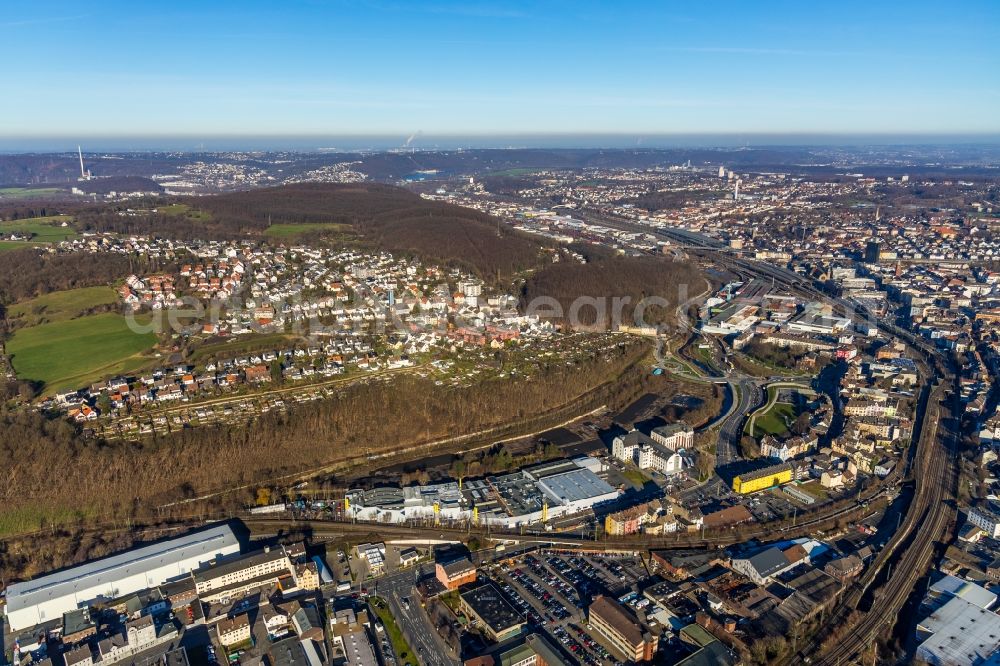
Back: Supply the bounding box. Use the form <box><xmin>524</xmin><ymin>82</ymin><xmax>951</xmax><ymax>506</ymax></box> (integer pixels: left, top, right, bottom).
<box><xmin>73</xmin><ymin>205</ymin><xmax>250</xmax><ymax>240</ymax></box>
<box><xmin>72</xmin><ymin>183</ymin><xmax>546</xmax><ymax>281</ymax></box>
<box><xmin>0</xmin><ymin>248</ymin><xmax>137</xmax><ymax>304</ymax></box>
<box><xmin>0</xmin><ymin>204</ymin><xmax>64</xmax><ymax>220</ymax></box>
<box><xmin>521</xmin><ymin>252</ymin><xmax>704</xmax><ymax>328</ymax></box>
<box><xmin>0</xmin><ymin>341</ymin><xmax>647</xmax><ymax>556</ymax></box>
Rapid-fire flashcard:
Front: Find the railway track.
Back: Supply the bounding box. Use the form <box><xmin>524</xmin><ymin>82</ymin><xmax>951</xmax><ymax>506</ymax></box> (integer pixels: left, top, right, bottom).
<box><xmin>809</xmin><ymin>380</ymin><xmax>957</xmax><ymax>664</ymax></box>
<box><xmin>622</xmin><ymin>224</ymin><xmax>961</xmax><ymax>664</ymax></box>
<box><xmin>241</xmin><ymin>484</ymin><xmax>890</xmax><ymax>550</ymax></box>
<box><xmin>713</xmin><ymin>256</ymin><xmax>958</xmax><ymax>664</ymax></box>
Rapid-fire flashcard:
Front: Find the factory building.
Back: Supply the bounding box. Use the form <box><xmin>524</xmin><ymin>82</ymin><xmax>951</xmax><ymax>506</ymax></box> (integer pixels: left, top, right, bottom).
<box><xmin>4</xmin><ymin>524</ymin><xmax>239</xmax><ymax>631</ymax></box>
<box><xmin>528</xmin><ymin>459</ymin><xmax>619</xmax><ymax>514</ymax></box>
<box><xmin>916</xmin><ymin>596</ymin><xmax>1000</xmax><ymax>665</ymax></box>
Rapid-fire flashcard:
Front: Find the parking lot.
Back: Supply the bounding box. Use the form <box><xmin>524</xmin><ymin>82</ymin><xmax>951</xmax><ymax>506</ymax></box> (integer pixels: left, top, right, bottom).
<box><xmin>484</xmin><ymin>549</ymin><xmax>652</xmax><ymax>666</ymax></box>
<box><xmin>744</xmin><ymin>489</ymin><xmax>805</xmax><ymax>522</ymax></box>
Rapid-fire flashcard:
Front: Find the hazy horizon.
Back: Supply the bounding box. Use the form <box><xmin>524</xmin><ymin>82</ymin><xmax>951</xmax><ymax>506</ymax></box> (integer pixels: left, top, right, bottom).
<box><xmin>3</xmin><ymin>132</ymin><xmax>1000</xmax><ymax>154</ymax></box>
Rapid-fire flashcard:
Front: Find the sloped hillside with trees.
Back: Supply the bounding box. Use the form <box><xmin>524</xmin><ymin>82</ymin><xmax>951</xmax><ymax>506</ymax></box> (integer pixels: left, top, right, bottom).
<box><xmin>0</xmin><ymin>248</ymin><xmax>135</xmax><ymax>304</ymax></box>
<box><xmin>521</xmin><ymin>251</ymin><xmax>705</xmax><ymax>328</ymax></box>
<box><xmin>0</xmin><ymin>339</ymin><xmax>648</xmax><ymax>543</ymax></box>
<box><xmin>72</xmin><ymin>183</ymin><xmax>546</xmax><ymax>281</ymax></box>
<box><xmin>200</xmin><ymin>183</ymin><xmax>546</xmax><ymax>280</ymax></box>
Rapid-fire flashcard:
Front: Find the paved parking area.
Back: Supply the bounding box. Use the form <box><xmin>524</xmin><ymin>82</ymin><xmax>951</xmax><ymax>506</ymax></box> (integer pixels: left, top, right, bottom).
<box><xmin>492</xmin><ymin>570</ymin><xmax>611</xmax><ymax>666</ymax></box>
<box><xmin>745</xmin><ymin>490</ymin><xmax>803</xmax><ymax>522</ymax></box>
<box><xmin>483</xmin><ymin>549</ymin><xmax>654</xmax><ymax>666</ymax></box>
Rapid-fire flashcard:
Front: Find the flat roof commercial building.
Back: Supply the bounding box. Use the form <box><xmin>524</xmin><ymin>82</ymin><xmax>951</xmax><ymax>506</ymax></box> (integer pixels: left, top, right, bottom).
<box><xmin>460</xmin><ymin>582</ymin><xmax>525</xmax><ymax>643</ymax></box>
<box><xmin>786</xmin><ymin>302</ymin><xmax>852</xmax><ymax>335</ymax></box>
<box><xmin>5</xmin><ymin>524</ymin><xmax>239</xmax><ymax>631</ymax></box>
<box><xmin>497</xmin><ymin>635</ymin><xmax>574</xmax><ymax>666</ymax></box>
<box><xmin>925</xmin><ymin>574</ymin><xmax>997</xmax><ymax>611</ymax></box>
<box><xmin>346</xmin><ymin>458</ymin><xmax>615</xmax><ymax>528</ymax></box>
<box><xmin>916</xmin><ymin>596</ymin><xmax>1000</xmax><ymax>666</ymax></box>
<box><xmin>525</xmin><ymin>633</ymin><xmax>573</xmax><ymax>666</ymax></box>
<box><xmin>702</xmin><ymin>303</ymin><xmax>760</xmax><ymax>336</ymax></box>
<box><xmin>534</xmin><ymin>467</ymin><xmax>617</xmax><ymax>512</ymax></box>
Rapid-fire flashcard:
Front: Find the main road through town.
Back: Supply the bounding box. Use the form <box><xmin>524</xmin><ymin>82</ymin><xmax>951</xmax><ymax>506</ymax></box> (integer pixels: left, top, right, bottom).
<box><xmin>370</xmin><ymin>567</ymin><xmax>461</xmax><ymax>666</ymax></box>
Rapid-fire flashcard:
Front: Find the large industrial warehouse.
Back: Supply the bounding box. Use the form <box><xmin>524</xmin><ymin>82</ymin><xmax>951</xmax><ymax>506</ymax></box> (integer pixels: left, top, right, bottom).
<box><xmin>4</xmin><ymin>524</ymin><xmax>239</xmax><ymax>631</ymax></box>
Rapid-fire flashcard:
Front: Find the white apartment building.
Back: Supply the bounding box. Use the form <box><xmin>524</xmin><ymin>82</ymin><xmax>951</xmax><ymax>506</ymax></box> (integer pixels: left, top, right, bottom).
<box><xmin>650</xmin><ymin>423</ymin><xmax>694</xmax><ymax>451</ymax></box>
<box><xmin>613</xmin><ymin>429</ymin><xmax>691</xmax><ymax>476</ymax></box>
<box><xmin>968</xmin><ymin>506</ymin><xmax>1000</xmax><ymax>539</ymax></box>
<box><xmin>217</xmin><ymin>614</ymin><xmax>252</xmax><ymax>647</ymax></box>
<box><xmin>193</xmin><ymin>546</ymin><xmax>293</xmax><ymax>600</ymax></box>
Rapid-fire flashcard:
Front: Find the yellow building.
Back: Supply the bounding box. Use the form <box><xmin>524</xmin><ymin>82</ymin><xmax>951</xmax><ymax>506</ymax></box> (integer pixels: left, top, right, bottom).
<box><xmin>732</xmin><ymin>463</ymin><xmax>793</xmax><ymax>494</ymax></box>
<box><xmin>294</xmin><ymin>562</ymin><xmax>320</xmax><ymax>590</ymax></box>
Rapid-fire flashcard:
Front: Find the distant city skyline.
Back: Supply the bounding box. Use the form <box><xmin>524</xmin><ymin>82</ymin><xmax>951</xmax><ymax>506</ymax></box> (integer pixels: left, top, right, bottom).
<box><xmin>2</xmin><ymin>0</ymin><xmax>999</xmax><ymax>140</ymax></box>
<box><xmin>4</xmin><ymin>133</ymin><xmax>1000</xmax><ymax>154</ymax></box>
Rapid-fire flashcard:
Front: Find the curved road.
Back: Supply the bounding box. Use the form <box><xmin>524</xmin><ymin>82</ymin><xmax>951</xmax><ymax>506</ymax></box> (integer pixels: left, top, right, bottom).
<box><xmin>716</xmin><ymin>379</ymin><xmax>762</xmax><ymax>467</ymax></box>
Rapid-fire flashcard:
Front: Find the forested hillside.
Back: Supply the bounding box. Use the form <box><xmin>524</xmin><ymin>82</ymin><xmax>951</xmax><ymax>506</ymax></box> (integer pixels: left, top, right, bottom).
<box><xmin>521</xmin><ymin>251</ymin><xmax>705</xmax><ymax>328</ymax></box>
<box><xmin>0</xmin><ymin>248</ymin><xmax>134</xmax><ymax>303</ymax></box>
<box><xmin>0</xmin><ymin>340</ymin><xmax>647</xmax><ymax>548</ymax></box>
<box><xmin>72</xmin><ymin>183</ymin><xmax>546</xmax><ymax>280</ymax></box>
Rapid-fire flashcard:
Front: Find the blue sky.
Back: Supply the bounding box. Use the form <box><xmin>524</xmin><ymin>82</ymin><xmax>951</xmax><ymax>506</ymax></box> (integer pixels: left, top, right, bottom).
<box><xmin>2</xmin><ymin>0</ymin><xmax>998</xmax><ymax>138</ymax></box>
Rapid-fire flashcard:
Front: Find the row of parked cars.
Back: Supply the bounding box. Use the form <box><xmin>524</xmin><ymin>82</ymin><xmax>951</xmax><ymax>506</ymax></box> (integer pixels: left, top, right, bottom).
<box><xmin>509</xmin><ymin>566</ymin><xmax>572</xmax><ymax>620</ymax></box>
<box><xmin>556</xmin><ymin>624</ymin><xmax>617</xmax><ymax>666</ymax></box>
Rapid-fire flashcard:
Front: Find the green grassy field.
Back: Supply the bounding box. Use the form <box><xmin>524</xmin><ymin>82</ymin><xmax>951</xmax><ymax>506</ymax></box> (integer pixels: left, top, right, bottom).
<box><xmin>8</xmin><ymin>312</ymin><xmax>157</xmax><ymax>394</ymax></box>
<box><xmin>621</xmin><ymin>468</ymin><xmax>651</xmax><ymax>487</ymax></box>
<box><xmin>691</xmin><ymin>344</ymin><xmax>722</xmax><ymax>374</ymax></box>
<box><xmin>0</xmin><ymin>215</ymin><xmax>77</xmax><ymax>242</ymax></box>
<box><xmin>753</xmin><ymin>401</ymin><xmax>796</xmax><ymax>437</ymax></box>
<box><xmin>264</xmin><ymin>222</ymin><xmax>353</xmax><ymax>238</ymax></box>
<box><xmin>0</xmin><ymin>240</ymin><xmax>44</xmax><ymax>252</ymax></box>
<box><xmin>0</xmin><ymin>187</ymin><xmax>65</xmax><ymax>200</ymax></box>
<box><xmin>793</xmin><ymin>481</ymin><xmax>831</xmax><ymax>501</ymax></box>
<box><xmin>0</xmin><ymin>504</ymin><xmax>99</xmax><ymax>537</ymax></box>
<box><xmin>492</xmin><ymin>167</ymin><xmax>539</xmax><ymax>177</ymax></box>
<box><xmin>8</xmin><ymin>286</ymin><xmax>117</xmax><ymax>327</ymax></box>
<box><xmin>188</xmin><ymin>332</ymin><xmax>299</xmax><ymax>365</ymax></box>
<box><xmin>158</xmin><ymin>203</ymin><xmax>213</xmax><ymax>221</ymax></box>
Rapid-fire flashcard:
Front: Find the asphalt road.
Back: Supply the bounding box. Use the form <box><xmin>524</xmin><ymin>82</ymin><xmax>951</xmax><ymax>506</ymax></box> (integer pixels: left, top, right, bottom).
<box><xmin>716</xmin><ymin>378</ymin><xmax>762</xmax><ymax>467</ymax></box>
<box><xmin>374</xmin><ymin>566</ymin><xmax>461</xmax><ymax>666</ymax></box>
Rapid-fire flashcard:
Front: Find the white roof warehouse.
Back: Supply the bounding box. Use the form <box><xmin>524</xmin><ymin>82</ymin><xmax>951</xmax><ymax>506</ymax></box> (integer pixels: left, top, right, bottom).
<box><xmin>4</xmin><ymin>524</ymin><xmax>239</xmax><ymax>631</ymax></box>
